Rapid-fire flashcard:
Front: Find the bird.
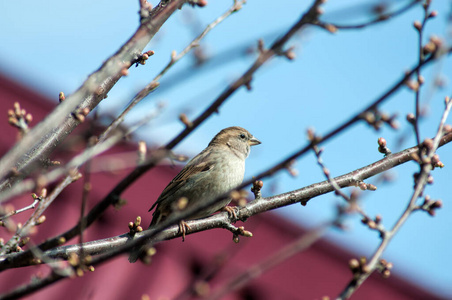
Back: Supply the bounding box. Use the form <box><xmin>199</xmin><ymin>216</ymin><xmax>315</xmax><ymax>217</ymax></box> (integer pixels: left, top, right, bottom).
<box><xmin>128</xmin><ymin>126</ymin><xmax>260</xmax><ymax>263</ymax></box>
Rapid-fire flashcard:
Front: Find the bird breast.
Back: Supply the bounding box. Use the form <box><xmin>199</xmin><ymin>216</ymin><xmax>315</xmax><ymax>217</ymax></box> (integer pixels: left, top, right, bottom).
<box><xmin>188</xmin><ymin>151</ymin><xmax>245</xmax><ymax>218</ymax></box>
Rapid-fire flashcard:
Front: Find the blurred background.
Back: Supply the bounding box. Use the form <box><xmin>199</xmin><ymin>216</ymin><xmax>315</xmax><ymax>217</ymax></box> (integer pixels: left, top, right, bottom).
<box><xmin>0</xmin><ymin>0</ymin><xmax>451</xmax><ymax>298</ymax></box>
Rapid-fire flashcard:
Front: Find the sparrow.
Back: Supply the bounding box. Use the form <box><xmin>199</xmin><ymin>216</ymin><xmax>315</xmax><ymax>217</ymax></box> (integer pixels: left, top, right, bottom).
<box><xmin>128</xmin><ymin>126</ymin><xmax>260</xmax><ymax>262</ymax></box>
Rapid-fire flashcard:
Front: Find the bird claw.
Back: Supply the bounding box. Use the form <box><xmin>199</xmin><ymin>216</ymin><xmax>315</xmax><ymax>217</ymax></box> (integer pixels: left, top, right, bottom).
<box><xmin>179</xmin><ymin>220</ymin><xmax>190</xmax><ymax>242</ymax></box>
<box><xmin>223</xmin><ymin>206</ymin><xmax>238</xmax><ymax>221</ymax></box>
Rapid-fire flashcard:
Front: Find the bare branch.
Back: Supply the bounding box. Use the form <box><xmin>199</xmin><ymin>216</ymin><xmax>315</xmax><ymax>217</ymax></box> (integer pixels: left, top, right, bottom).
<box><xmin>0</xmin><ymin>0</ymin><xmax>191</xmax><ymax>190</ymax></box>
<box><xmin>337</xmin><ymin>97</ymin><xmax>452</xmax><ymax>299</ymax></box>
<box><xmin>100</xmin><ymin>0</ymin><xmax>245</xmax><ymax>143</ymax></box>
<box><xmin>318</xmin><ymin>0</ymin><xmax>420</xmax><ymax>31</ymax></box>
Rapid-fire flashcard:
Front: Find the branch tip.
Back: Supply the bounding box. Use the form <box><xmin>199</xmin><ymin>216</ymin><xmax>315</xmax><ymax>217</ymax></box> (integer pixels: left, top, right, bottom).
<box><xmin>251</xmin><ymin>180</ymin><xmax>263</xmax><ymax>199</ymax></box>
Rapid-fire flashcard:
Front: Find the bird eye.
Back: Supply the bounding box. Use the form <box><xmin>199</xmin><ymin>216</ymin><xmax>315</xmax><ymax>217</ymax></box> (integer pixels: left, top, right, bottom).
<box><xmin>239</xmin><ymin>133</ymin><xmax>246</xmax><ymax>139</ymax></box>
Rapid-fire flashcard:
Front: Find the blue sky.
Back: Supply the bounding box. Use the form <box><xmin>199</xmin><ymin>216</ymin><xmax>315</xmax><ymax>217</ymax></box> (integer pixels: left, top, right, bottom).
<box><xmin>1</xmin><ymin>0</ymin><xmax>451</xmax><ymax>297</ymax></box>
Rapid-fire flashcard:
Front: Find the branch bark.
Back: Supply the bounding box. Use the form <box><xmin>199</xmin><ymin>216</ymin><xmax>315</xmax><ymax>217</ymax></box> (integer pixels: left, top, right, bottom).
<box><xmin>0</xmin><ymin>0</ymin><xmax>189</xmax><ymax>190</ymax></box>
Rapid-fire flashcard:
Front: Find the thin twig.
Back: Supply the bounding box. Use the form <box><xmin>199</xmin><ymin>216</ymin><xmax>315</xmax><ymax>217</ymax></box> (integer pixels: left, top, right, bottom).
<box><xmin>318</xmin><ymin>0</ymin><xmax>420</xmax><ymax>31</ymax></box>
<box><xmin>0</xmin><ymin>101</ymin><xmax>165</xmax><ymax>204</ymax></box>
<box><xmin>312</xmin><ymin>144</ymin><xmax>351</xmax><ymax>202</ymax></box>
<box><xmin>0</xmin><ymin>0</ymin><xmax>189</xmax><ymax>191</ymax></box>
<box><xmin>0</xmin><ymin>175</ymin><xmax>77</xmax><ymax>256</ymax></box>
<box><xmin>99</xmin><ymin>0</ymin><xmax>245</xmax><ymax>142</ymax></box>
<box><xmin>313</xmin><ymin>143</ymin><xmax>386</xmax><ymax>236</ymax></box>
<box><xmin>0</xmin><ymin>197</ymin><xmax>40</xmax><ymax>221</ymax></box>
<box><xmin>236</xmin><ymin>46</ymin><xmax>451</xmax><ymax>195</ymax></box>
<box><xmin>413</xmin><ymin>2</ymin><xmax>433</xmax><ymax>147</ymax></box>
<box><xmin>337</xmin><ymin>97</ymin><xmax>452</xmax><ymax>299</ymax></box>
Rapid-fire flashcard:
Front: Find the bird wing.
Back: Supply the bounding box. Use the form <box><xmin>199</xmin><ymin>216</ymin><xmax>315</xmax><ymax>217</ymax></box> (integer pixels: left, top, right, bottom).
<box><xmin>148</xmin><ymin>150</ymin><xmax>215</xmax><ymax>212</ymax></box>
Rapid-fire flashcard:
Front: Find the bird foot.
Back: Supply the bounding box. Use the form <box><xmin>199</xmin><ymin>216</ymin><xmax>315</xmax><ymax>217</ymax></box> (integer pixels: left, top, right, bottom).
<box><xmin>222</xmin><ymin>206</ymin><xmax>238</xmax><ymax>221</ymax></box>
<box><xmin>179</xmin><ymin>220</ymin><xmax>191</xmax><ymax>242</ymax></box>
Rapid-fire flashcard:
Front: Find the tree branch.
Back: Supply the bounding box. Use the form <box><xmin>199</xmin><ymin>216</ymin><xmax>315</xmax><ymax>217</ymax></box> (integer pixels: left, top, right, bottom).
<box><xmin>3</xmin><ymin>131</ymin><xmax>451</xmax><ymax>269</ymax></box>
<box><xmin>0</xmin><ymin>0</ymin><xmax>190</xmax><ymax>190</ymax></box>
<box><xmin>337</xmin><ymin>98</ymin><xmax>452</xmax><ymax>299</ymax></box>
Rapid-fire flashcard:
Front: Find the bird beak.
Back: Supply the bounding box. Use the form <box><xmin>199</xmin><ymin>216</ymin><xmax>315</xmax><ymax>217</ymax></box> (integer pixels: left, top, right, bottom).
<box><xmin>248</xmin><ymin>136</ymin><xmax>261</xmax><ymax>146</ymax></box>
